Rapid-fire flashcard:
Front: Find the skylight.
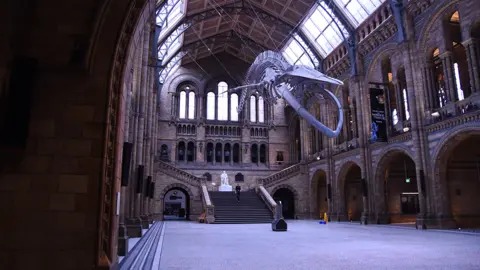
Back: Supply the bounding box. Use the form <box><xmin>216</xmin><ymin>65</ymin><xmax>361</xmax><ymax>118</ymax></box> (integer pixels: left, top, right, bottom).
<box><xmin>282</xmin><ymin>33</ymin><xmax>319</xmax><ymax>69</ymax></box>
<box><xmin>156</xmin><ymin>0</ymin><xmax>185</xmax><ymax>39</ymax></box>
<box><xmin>159</xmin><ymin>52</ymin><xmax>184</xmax><ymax>84</ymax></box>
<box><xmin>301</xmin><ymin>1</ymin><xmax>349</xmax><ymax>57</ymax></box>
<box><xmin>158</xmin><ymin>27</ymin><xmax>185</xmax><ymax>65</ymax></box>
<box><xmin>333</xmin><ymin>0</ymin><xmax>386</xmax><ymax>27</ymax></box>
<box><xmin>156</xmin><ymin>0</ymin><xmax>187</xmax><ymax>84</ymax></box>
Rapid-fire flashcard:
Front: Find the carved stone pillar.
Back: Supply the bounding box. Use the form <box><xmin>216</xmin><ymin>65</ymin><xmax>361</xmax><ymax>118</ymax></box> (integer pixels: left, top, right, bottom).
<box><xmin>349</xmin><ymin>104</ymin><xmax>358</xmax><ymax>139</ymax></box>
<box><xmin>463</xmin><ymin>39</ymin><xmax>480</xmax><ymax>93</ymax></box>
<box><xmin>440</xmin><ymin>51</ymin><xmax>457</xmax><ymax>104</ymax></box>
<box><xmin>394</xmin><ymin>82</ymin><xmax>405</xmax><ymax>123</ymax></box>
<box><xmin>118</xmin><ymin>80</ymin><xmax>132</xmax><ymax>256</ymax></box>
<box><xmin>127</xmin><ymin>38</ymin><xmax>144</xmax><ymax>238</ymax></box>
<box><xmin>403</xmin><ymin>43</ymin><xmax>429</xmax><ymax>229</ymax></box>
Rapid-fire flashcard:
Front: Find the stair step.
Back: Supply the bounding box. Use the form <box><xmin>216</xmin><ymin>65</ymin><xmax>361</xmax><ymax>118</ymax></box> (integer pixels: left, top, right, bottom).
<box><xmin>209</xmin><ymin>191</ymin><xmax>273</xmax><ymax>224</ymax></box>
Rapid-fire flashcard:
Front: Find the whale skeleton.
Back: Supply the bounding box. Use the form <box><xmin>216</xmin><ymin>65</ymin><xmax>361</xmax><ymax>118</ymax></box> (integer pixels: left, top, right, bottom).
<box><xmin>223</xmin><ymin>51</ymin><xmax>344</xmax><ymax>138</ymax></box>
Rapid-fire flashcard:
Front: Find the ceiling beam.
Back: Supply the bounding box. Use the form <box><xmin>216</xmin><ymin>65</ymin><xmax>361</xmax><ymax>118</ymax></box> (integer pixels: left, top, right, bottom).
<box><xmin>182</xmin><ymin>30</ymin><xmax>267</xmax><ymax>54</ymax></box>
<box><xmin>156</xmin><ymin>0</ymin><xmax>322</xmax><ymax>60</ymax></box>
<box><xmin>321</xmin><ymin>0</ymin><xmax>355</xmax><ymax>34</ymax></box>
<box><xmin>185</xmin><ymin>25</ymin><xmax>274</xmax><ymax>51</ymax></box>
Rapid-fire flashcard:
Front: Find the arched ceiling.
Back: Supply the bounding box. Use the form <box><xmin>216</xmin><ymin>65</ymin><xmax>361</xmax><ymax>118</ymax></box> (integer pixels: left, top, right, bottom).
<box><xmin>173</xmin><ymin>0</ymin><xmax>315</xmax><ymax>64</ymax></box>
<box><xmin>156</xmin><ymin>0</ymin><xmax>389</xmax><ymax>83</ymax></box>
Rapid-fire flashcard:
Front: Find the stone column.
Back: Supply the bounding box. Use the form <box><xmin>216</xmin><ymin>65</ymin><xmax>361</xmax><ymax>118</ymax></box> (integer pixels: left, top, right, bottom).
<box><xmin>440</xmin><ymin>51</ymin><xmax>457</xmax><ymax>104</ymax></box>
<box><xmin>221</xmin><ymin>143</ymin><xmax>225</xmax><ymax>165</ymax></box>
<box><xmin>127</xmin><ymin>39</ymin><xmax>143</xmax><ymax>237</ymax></box>
<box><xmin>402</xmin><ymin>42</ymin><xmax>429</xmax><ymax>229</ymax></box>
<box><xmin>143</xmin><ymin>59</ymin><xmax>155</xmax><ymax>225</ymax></box>
<box><xmin>422</xmin><ymin>62</ymin><xmax>434</xmax><ymax>112</ymax></box>
<box><xmin>350</xmin><ymin>77</ymin><xmax>370</xmax><ymax>224</ymax></box>
<box><xmin>256</xmin><ymin>144</ymin><xmax>260</xmax><ymax>166</ymax></box>
<box><xmin>137</xmin><ymin>24</ymin><xmax>151</xmax><ymax>228</ymax></box>
<box><xmin>394</xmin><ymin>82</ymin><xmax>405</xmax><ymax>123</ymax></box>
<box><xmin>118</xmin><ymin>79</ymin><xmax>132</xmax><ymax>256</ymax></box>
<box><xmin>350</xmin><ymin>104</ymin><xmax>357</xmax><ymax>139</ymax></box>
<box><xmin>463</xmin><ymin>39</ymin><xmax>480</xmax><ymax>93</ymax></box>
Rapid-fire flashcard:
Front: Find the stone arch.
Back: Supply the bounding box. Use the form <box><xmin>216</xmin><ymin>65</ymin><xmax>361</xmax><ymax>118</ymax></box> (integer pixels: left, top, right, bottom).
<box><xmin>310</xmin><ymin>169</ymin><xmax>329</xmax><ymax>219</ymax></box>
<box><xmin>374</xmin><ymin>146</ymin><xmax>418</xmax><ymax>223</ymax></box>
<box><xmin>271</xmin><ymin>184</ymin><xmax>299</xmax><ymax>201</ymax></box>
<box><xmin>366</xmin><ymin>42</ymin><xmax>400</xmax><ymax>81</ymax></box>
<box><xmin>95</xmin><ymin>0</ymin><xmax>158</xmax><ymax>261</ymax></box>
<box><xmin>417</xmin><ymin>0</ymin><xmax>461</xmax><ymax>55</ymax></box>
<box><xmin>161</xmin><ymin>182</ymin><xmax>195</xmax><ymax>199</ymax></box>
<box><xmin>271</xmin><ymin>184</ymin><xmax>299</xmax><ymax>219</ymax></box>
<box><xmin>431</xmin><ymin>122</ymin><xmax>480</xmax><ymax>221</ymax></box>
<box><xmin>337</xmin><ymin>159</ymin><xmax>362</xmax><ymax>187</ymax></box>
<box><xmin>161</xmin><ymin>182</ymin><xmax>195</xmax><ymax>220</ymax></box>
<box><xmin>432</xmin><ymin>123</ymin><xmax>480</xmax><ymax>165</ymax></box>
<box><xmin>166</xmin><ymin>73</ymin><xmax>203</xmax><ymax>95</ymax></box>
<box><xmin>337</xmin><ymin>160</ymin><xmax>362</xmax><ymax>221</ymax></box>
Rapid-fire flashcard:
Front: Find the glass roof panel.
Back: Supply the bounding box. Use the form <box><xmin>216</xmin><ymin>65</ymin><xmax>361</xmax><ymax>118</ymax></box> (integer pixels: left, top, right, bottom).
<box><xmin>158</xmin><ymin>27</ymin><xmax>184</xmax><ymax>65</ymax></box>
<box><xmin>156</xmin><ymin>0</ymin><xmax>187</xmax><ymax>84</ymax></box>
<box><xmin>333</xmin><ymin>0</ymin><xmax>386</xmax><ymax>27</ymax></box>
<box><xmin>281</xmin><ymin>33</ymin><xmax>318</xmax><ymax>69</ymax></box>
<box><xmin>156</xmin><ymin>0</ymin><xmax>186</xmax><ymax>39</ymax></box>
<box><xmin>159</xmin><ymin>52</ymin><xmax>184</xmax><ymax>84</ymax></box>
<box><xmin>301</xmin><ymin>1</ymin><xmax>349</xmax><ymax>57</ymax></box>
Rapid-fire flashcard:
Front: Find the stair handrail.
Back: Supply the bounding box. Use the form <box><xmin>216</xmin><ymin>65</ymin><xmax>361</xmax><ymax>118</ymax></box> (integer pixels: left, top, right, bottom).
<box><xmin>259</xmin><ymin>163</ymin><xmax>302</xmax><ymax>188</ymax></box>
<box><xmin>201</xmin><ymin>183</ymin><xmax>215</xmax><ymax>223</ymax></box>
<box><xmin>256</xmin><ymin>185</ymin><xmax>277</xmax><ymax>216</ymax></box>
<box><xmin>157</xmin><ymin>160</ymin><xmax>203</xmax><ymax>187</ymax></box>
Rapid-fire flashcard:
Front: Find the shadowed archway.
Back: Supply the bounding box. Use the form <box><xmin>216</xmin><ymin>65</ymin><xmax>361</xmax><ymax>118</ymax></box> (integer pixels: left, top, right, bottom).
<box><xmin>311</xmin><ymin>169</ymin><xmax>328</xmax><ymax>219</ymax></box>
<box><xmin>375</xmin><ymin>150</ymin><xmax>418</xmax><ymax>224</ymax></box>
<box><xmin>435</xmin><ymin>131</ymin><xmax>480</xmax><ymax>228</ymax></box>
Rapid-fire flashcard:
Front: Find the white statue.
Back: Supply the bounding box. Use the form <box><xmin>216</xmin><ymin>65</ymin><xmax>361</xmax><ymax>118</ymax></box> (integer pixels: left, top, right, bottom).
<box><xmin>218</xmin><ymin>171</ymin><xmax>232</xmax><ymax>192</ymax></box>
<box><xmin>221</xmin><ymin>171</ymin><xmax>229</xmax><ymax>186</ymax></box>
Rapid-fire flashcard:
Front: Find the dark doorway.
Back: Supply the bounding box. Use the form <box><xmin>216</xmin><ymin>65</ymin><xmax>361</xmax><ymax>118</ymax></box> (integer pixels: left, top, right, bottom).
<box><xmin>163</xmin><ymin>188</ymin><xmax>190</xmax><ymax>220</ymax></box>
<box><xmin>273</xmin><ymin>188</ymin><xmax>295</xmax><ymax>219</ymax></box>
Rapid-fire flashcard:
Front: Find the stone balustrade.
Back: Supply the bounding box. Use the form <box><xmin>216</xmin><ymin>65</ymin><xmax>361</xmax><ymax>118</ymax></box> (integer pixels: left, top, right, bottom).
<box><xmin>205</xmin><ymin>124</ymin><xmax>242</xmax><ymax>137</ymax></box>
<box><xmin>201</xmin><ymin>184</ymin><xmax>215</xmax><ymax>223</ymax></box>
<box><xmin>256</xmin><ymin>185</ymin><xmax>277</xmax><ymax>215</ymax></box>
<box><xmin>157</xmin><ymin>160</ymin><xmax>204</xmax><ymax>187</ymax></box>
<box><xmin>260</xmin><ymin>164</ymin><xmax>302</xmax><ymax>188</ymax></box>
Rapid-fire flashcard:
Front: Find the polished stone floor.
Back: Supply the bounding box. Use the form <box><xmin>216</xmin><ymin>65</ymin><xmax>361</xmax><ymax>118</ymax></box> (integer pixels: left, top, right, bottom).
<box><xmin>152</xmin><ymin>221</ymin><xmax>480</xmax><ymax>270</ymax></box>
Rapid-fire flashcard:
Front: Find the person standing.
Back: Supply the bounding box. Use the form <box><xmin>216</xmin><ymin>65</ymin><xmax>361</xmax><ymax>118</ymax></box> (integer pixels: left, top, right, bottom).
<box><xmin>235</xmin><ymin>184</ymin><xmax>241</xmax><ymax>202</ymax></box>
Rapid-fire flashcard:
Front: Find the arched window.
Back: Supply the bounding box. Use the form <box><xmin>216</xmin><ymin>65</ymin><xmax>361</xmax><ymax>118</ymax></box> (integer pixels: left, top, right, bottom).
<box><xmin>206</xmin><ymin>143</ymin><xmax>214</xmax><ymax>163</ymax></box>
<box><xmin>392</xmin><ymin>109</ymin><xmax>398</xmax><ymax>125</ymax></box>
<box><xmin>259</xmin><ymin>144</ymin><xmax>266</xmax><ymax>163</ymax></box>
<box><xmin>402</xmin><ymin>89</ymin><xmax>410</xmax><ymax>120</ymax></box>
<box><xmin>203</xmin><ymin>172</ymin><xmax>212</xmax><ymax>181</ymax></box>
<box><xmin>453</xmin><ymin>63</ymin><xmax>465</xmax><ymax>101</ymax></box>
<box><xmin>251</xmin><ymin>144</ymin><xmax>258</xmax><ymax>163</ymax></box>
<box><xmin>215</xmin><ymin>143</ymin><xmax>222</xmax><ymax>163</ymax></box>
<box><xmin>233</xmin><ymin>143</ymin><xmax>240</xmax><ymax>163</ymax></box>
<box><xmin>250</xmin><ymin>96</ymin><xmax>257</xmax><ymax>122</ymax></box>
<box><xmin>187</xmin><ymin>142</ymin><xmax>195</xmax><ymax>162</ymax></box>
<box><xmin>217</xmin><ymin>82</ymin><xmax>228</xmax><ymax>121</ymax></box>
<box><xmin>177</xmin><ymin>142</ymin><xmax>185</xmax><ymax>162</ymax></box>
<box><xmin>188</xmin><ymin>92</ymin><xmax>195</xmax><ymax>119</ymax></box>
<box><xmin>207</xmin><ymin>92</ymin><xmax>215</xmax><ymax>120</ymax></box>
<box><xmin>258</xmin><ymin>96</ymin><xmax>265</xmax><ymax>123</ymax></box>
<box><xmin>231</xmin><ymin>93</ymin><xmax>239</xmax><ymax>121</ymax></box>
<box><xmin>179</xmin><ymin>91</ymin><xmax>187</xmax><ymax>119</ymax></box>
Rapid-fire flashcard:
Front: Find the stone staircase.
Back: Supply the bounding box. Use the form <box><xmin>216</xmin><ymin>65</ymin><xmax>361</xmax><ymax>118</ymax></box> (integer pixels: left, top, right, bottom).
<box><xmin>260</xmin><ymin>163</ymin><xmax>302</xmax><ymax>188</ymax></box>
<box><xmin>209</xmin><ymin>190</ymin><xmax>273</xmax><ymax>224</ymax></box>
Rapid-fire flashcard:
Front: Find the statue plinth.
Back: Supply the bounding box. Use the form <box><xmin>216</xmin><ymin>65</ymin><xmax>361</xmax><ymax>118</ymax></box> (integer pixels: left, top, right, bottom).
<box><xmin>218</xmin><ymin>170</ymin><xmax>232</xmax><ymax>192</ymax></box>
<box><xmin>218</xmin><ymin>185</ymin><xmax>233</xmax><ymax>192</ymax></box>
